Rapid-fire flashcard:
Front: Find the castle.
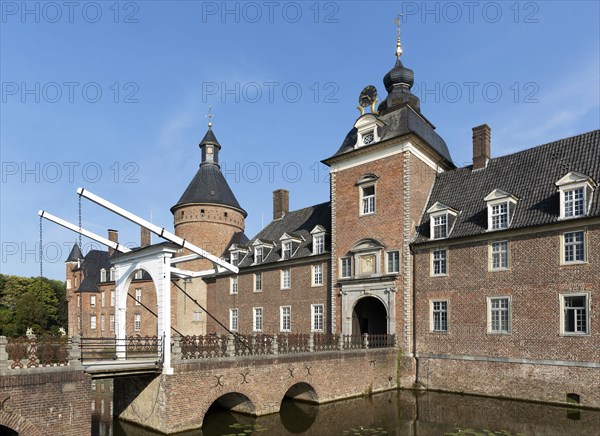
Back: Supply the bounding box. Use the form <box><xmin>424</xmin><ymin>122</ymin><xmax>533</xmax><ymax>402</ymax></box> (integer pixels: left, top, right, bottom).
<box><xmin>65</xmin><ymin>35</ymin><xmax>600</xmax><ymax>408</ymax></box>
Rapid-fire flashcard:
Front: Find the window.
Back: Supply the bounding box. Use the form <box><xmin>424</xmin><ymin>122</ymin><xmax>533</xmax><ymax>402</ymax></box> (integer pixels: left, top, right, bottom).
<box><xmin>311</xmin><ymin>304</ymin><xmax>324</xmax><ymax>332</ymax></box>
<box><xmin>193</xmin><ymin>311</ymin><xmax>202</xmax><ymax>322</ymax></box>
<box><xmin>361</xmin><ymin>185</ymin><xmax>375</xmax><ymax>215</ymax></box>
<box><xmin>556</xmin><ymin>172</ymin><xmax>596</xmax><ymax>219</ymax></box>
<box><xmin>491</xmin><ymin>202</ymin><xmax>509</xmax><ymax>230</ymax></box>
<box><xmin>490</xmin><ymin>241</ymin><xmax>509</xmax><ymax>270</ymax></box>
<box><xmin>90</xmin><ymin>295</ymin><xmax>96</xmax><ymax>308</ymax></box>
<box><xmin>431</xmin><ymin>301</ymin><xmax>448</xmax><ymax>332</ymax></box>
<box><xmin>101</xmin><ymin>291</ymin><xmax>106</xmax><ymax>307</ymax></box>
<box><xmin>432</xmin><ymin>214</ymin><xmax>447</xmax><ymax>239</ymax></box>
<box><xmin>135</xmin><ymin>288</ymin><xmax>142</xmax><ymax>306</ymax></box>
<box><xmin>254</xmin><ymin>273</ymin><xmax>262</xmax><ymax>292</ymax></box>
<box><xmin>341</xmin><ymin>257</ymin><xmax>352</xmax><ymax>278</ymax></box>
<box><xmin>109</xmin><ymin>268</ymin><xmax>115</xmax><ymax>281</ymax></box>
<box><xmin>134</xmin><ymin>270</ymin><xmax>143</xmax><ymax>280</ymax></box>
<box><xmin>230</xmin><ymin>276</ymin><xmax>238</xmax><ymax>294</ymax></box>
<box><xmin>313</xmin><ymin>234</ymin><xmax>325</xmax><ymax>255</ymax></box>
<box><xmin>488</xmin><ymin>297</ymin><xmax>510</xmax><ymax>333</ymax></box>
<box><xmin>100</xmin><ymin>269</ymin><xmax>107</xmax><ymax>282</ymax></box>
<box><xmin>253</xmin><ymin>307</ymin><xmax>263</xmax><ymax>332</ymax></box>
<box><xmin>281</xmin><ymin>268</ymin><xmax>291</xmax><ymax>289</ymax></box>
<box><xmin>66</xmin><ymin>279</ymin><xmax>72</xmax><ymax>289</ymax></box>
<box><xmin>230</xmin><ymin>309</ymin><xmax>239</xmax><ymax>331</ymax></box>
<box><xmin>77</xmin><ymin>316</ymin><xmax>81</xmax><ymax>330</ymax></box>
<box><xmin>101</xmin><ymin>314</ymin><xmax>105</xmax><ymax>331</ymax></box>
<box><xmin>312</xmin><ymin>264</ymin><xmax>323</xmax><ymax>286</ymax></box>
<box><xmin>255</xmin><ymin>247</ymin><xmax>264</xmax><ymax>263</ymax></box>
<box><xmin>109</xmin><ymin>314</ymin><xmax>115</xmax><ymax>331</ymax></box>
<box><xmin>134</xmin><ymin>314</ymin><xmax>141</xmax><ymax>332</ymax></box>
<box><xmin>77</xmin><ymin>294</ymin><xmax>81</xmax><ymax>307</ymax></box>
<box><xmin>280</xmin><ymin>306</ymin><xmax>291</xmax><ymax>332</ymax></box>
<box><xmin>561</xmin><ymin>294</ymin><xmax>589</xmax><ymax>335</ymax></box>
<box><xmin>564</xmin><ymin>187</ymin><xmax>585</xmax><ymax>218</ymax></box>
<box><xmin>230</xmin><ymin>251</ymin><xmax>239</xmax><ymax>266</ymax></box>
<box><xmin>282</xmin><ymin>241</ymin><xmax>292</xmax><ymax>259</ymax></box>
<box><xmin>110</xmin><ymin>291</ymin><xmax>115</xmax><ymax>307</ymax></box>
<box><xmin>387</xmin><ymin>251</ymin><xmax>400</xmax><ymax>274</ymax></box>
<box><xmin>432</xmin><ymin>249</ymin><xmax>447</xmax><ymax>276</ymax></box>
<box><xmin>563</xmin><ymin>231</ymin><xmax>585</xmax><ymax>263</ymax></box>
<box><xmin>90</xmin><ymin>315</ymin><xmax>97</xmax><ymax>330</ymax></box>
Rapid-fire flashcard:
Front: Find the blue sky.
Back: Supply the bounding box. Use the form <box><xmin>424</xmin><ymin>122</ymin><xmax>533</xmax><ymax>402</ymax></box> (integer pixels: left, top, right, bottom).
<box><xmin>1</xmin><ymin>1</ymin><xmax>599</xmax><ymax>280</ymax></box>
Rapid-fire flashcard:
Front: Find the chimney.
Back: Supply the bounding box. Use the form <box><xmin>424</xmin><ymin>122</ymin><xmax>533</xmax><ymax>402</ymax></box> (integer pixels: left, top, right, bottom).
<box><xmin>472</xmin><ymin>124</ymin><xmax>491</xmax><ymax>170</ymax></box>
<box><xmin>108</xmin><ymin>229</ymin><xmax>118</xmax><ymax>257</ymax></box>
<box><xmin>273</xmin><ymin>189</ymin><xmax>289</xmax><ymax>220</ymax></box>
<box><xmin>141</xmin><ymin>227</ymin><xmax>151</xmax><ymax>248</ymax></box>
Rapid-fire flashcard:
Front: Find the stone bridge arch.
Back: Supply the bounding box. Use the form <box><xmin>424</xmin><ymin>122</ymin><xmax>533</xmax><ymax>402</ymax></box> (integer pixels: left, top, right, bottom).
<box><xmin>0</xmin><ymin>411</ymin><xmax>42</xmax><ymax>436</ymax></box>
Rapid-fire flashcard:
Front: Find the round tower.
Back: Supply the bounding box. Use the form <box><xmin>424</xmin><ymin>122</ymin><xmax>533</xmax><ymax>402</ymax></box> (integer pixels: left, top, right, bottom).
<box><xmin>171</xmin><ymin>123</ymin><xmax>247</xmax><ymax>270</ymax></box>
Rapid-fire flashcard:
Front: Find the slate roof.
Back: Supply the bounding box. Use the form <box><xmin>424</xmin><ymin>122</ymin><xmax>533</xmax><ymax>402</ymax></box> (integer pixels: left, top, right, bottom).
<box><xmin>232</xmin><ymin>202</ymin><xmax>331</xmax><ymax>269</ymax></box>
<box><xmin>171</xmin><ymin>163</ymin><xmax>246</xmax><ymax>215</ymax></box>
<box><xmin>324</xmin><ymin>104</ymin><xmax>454</xmax><ymax>166</ymax></box>
<box><xmin>65</xmin><ymin>243</ymin><xmax>82</xmax><ymax>262</ymax></box>
<box><xmin>414</xmin><ymin>129</ymin><xmax>600</xmax><ymax>243</ymax></box>
<box><xmin>73</xmin><ymin>250</ymin><xmax>111</xmax><ymax>293</ymax></box>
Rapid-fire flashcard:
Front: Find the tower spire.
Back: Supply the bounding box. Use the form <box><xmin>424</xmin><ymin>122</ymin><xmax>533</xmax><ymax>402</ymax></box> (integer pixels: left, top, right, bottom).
<box><xmin>205</xmin><ymin>105</ymin><xmax>214</xmax><ymax>129</ymax></box>
<box><xmin>394</xmin><ymin>14</ymin><xmax>403</xmax><ymax>59</ymax></box>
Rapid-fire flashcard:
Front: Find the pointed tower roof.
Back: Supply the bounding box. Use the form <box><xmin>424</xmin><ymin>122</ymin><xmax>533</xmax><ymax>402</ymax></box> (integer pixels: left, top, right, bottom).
<box><xmin>171</xmin><ymin>124</ymin><xmax>247</xmax><ymax>216</ymax></box>
<box><xmin>65</xmin><ymin>243</ymin><xmax>82</xmax><ymax>262</ymax></box>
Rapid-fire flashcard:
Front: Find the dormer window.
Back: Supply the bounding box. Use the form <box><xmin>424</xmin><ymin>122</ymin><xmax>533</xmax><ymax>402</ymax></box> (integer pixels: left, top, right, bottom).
<box><xmin>252</xmin><ymin>240</ymin><xmax>274</xmax><ymax>264</ymax></box>
<box><xmin>556</xmin><ymin>172</ymin><xmax>596</xmax><ymax>219</ymax></box>
<box><xmin>282</xmin><ymin>241</ymin><xmax>292</xmax><ymax>260</ymax></box>
<box><xmin>100</xmin><ymin>269</ymin><xmax>107</xmax><ymax>282</ymax></box>
<box><xmin>231</xmin><ymin>251</ymin><xmax>239</xmax><ymax>266</ymax></box>
<box><xmin>228</xmin><ymin>244</ymin><xmax>249</xmax><ymax>267</ymax></box>
<box><xmin>255</xmin><ymin>247</ymin><xmax>264</xmax><ymax>263</ymax></box>
<box><xmin>484</xmin><ymin>189</ymin><xmax>518</xmax><ymax>232</ymax></box>
<box><xmin>427</xmin><ymin>202</ymin><xmax>458</xmax><ymax>240</ymax></box>
<box><xmin>134</xmin><ymin>270</ymin><xmax>142</xmax><ymax>280</ymax></box>
<box><xmin>354</xmin><ymin>113</ymin><xmax>385</xmax><ymax>149</ymax></box>
<box><xmin>109</xmin><ymin>267</ymin><xmax>115</xmax><ymax>281</ymax></box>
<box><xmin>310</xmin><ymin>225</ymin><xmax>326</xmax><ymax>255</ymax></box>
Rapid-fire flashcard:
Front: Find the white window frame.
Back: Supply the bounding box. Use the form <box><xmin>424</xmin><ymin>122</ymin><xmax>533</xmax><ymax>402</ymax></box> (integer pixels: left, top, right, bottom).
<box><xmin>100</xmin><ymin>269</ymin><xmax>107</xmax><ymax>283</ymax></box>
<box><xmin>312</xmin><ymin>264</ymin><xmax>323</xmax><ymax>286</ymax></box>
<box><xmin>135</xmin><ymin>288</ymin><xmax>142</xmax><ymax>306</ymax></box>
<box><xmin>490</xmin><ymin>201</ymin><xmax>509</xmax><ymax>230</ymax></box>
<box><xmin>254</xmin><ymin>272</ymin><xmax>262</xmax><ymax>292</ymax></box>
<box><xmin>134</xmin><ymin>313</ymin><xmax>141</xmax><ymax>332</ymax></box>
<box><xmin>253</xmin><ymin>307</ymin><xmax>263</xmax><ymax>332</ymax></box>
<box><xmin>430</xmin><ymin>300</ymin><xmax>448</xmax><ymax>332</ymax></box>
<box><xmin>109</xmin><ymin>314</ymin><xmax>115</xmax><ymax>331</ymax></box>
<box><xmin>360</xmin><ymin>184</ymin><xmax>376</xmax><ymax>215</ymax></box>
<box><xmin>484</xmin><ymin>190</ymin><xmax>518</xmax><ymax>231</ymax></box>
<box><xmin>489</xmin><ymin>240</ymin><xmax>510</xmax><ymax>271</ymax></box>
<box><xmin>563</xmin><ymin>187</ymin><xmax>586</xmax><ymax>218</ymax></box>
<box><xmin>110</xmin><ymin>290</ymin><xmax>115</xmax><ymax>307</ymax></box>
<box><xmin>386</xmin><ymin>250</ymin><xmax>400</xmax><ymax>274</ymax></box>
<box><xmin>66</xmin><ymin>279</ymin><xmax>72</xmax><ymax>289</ymax></box>
<box><xmin>431</xmin><ymin>248</ymin><xmax>447</xmax><ymax>276</ymax></box>
<box><xmin>230</xmin><ymin>276</ymin><xmax>238</xmax><ymax>294</ymax></box>
<box><xmin>281</xmin><ymin>268</ymin><xmax>291</xmax><ymax>289</ymax></box>
<box><xmin>100</xmin><ymin>314</ymin><xmax>105</xmax><ymax>331</ymax></box>
<box><xmin>311</xmin><ymin>304</ymin><xmax>324</xmax><ymax>332</ymax></box>
<box><xmin>487</xmin><ymin>296</ymin><xmax>511</xmax><ymax>334</ymax></box>
<box><xmin>280</xmin><ymin>306</ymin><xmax>291</xmax><ymax>333</ymax></box>
<box><xmin>313</xmin><ymin>234</ymin><xmax>325</xmax><ymax>255</ymax></box>
<box><xmin>193</xmin><ymin>311</ymin><xmax>202</xmax><ymax>322</ymax></box>
<box><xmin>90</xmin><ymin>315</ymin><xmax>97</xmax><ymax>330</ymax></box>
<box><xmin>561</xmin><ymin>230</ymin><xmax>586</xmax><ymax>264</ymax></box>
<box><xmin>254</xmin><ymin>246</ymin><xmax>264</xmax><ymax>264</ymax></box>
<box><xmin>432</xmin><ymin>213</ymin><xmax>448</xmax><ymax>239</ymax></box>
<box><xmin>109</xmin><ymin>268</ymin><xmax>115</xmax><ymax>281</ymax></box>
<box><xmin>556</xmin><ymin>172</ymin><xmax>596</xmax><ymax>220</ymax></box>
<box><xmin>229</xmin><ymin>308</ymin><xmax>239</xmax><ymax>331</ymax></box>
<box><xmin>230</xmin><ymin>251</ymin><xmax>239</xmax><ymax>266</ymax></box>
<box><xmin>340</xmin><ymin>257</ymin><xmax>352</xmax><ymax>278</ymax></box>
<box><xmin>134</xmin><ymin>270</ymin><xmax>142</xmax><ymax>280</ymax></box>
<box><xmin>90</xmin><ymin>295</ymin><xmax>96</xmax><ymax>308</ymax></box>
<box><xmin>560</xmin><ymin>293</ymin><xmax>589</xmax><ymax>335</ymax></box>
<box><xmin>282</xmin><ymin>241</ymin><xmax>292</xmax><ymax>260</ymax></box>
<box><xmin>101</xmin><ymin>291</ymin><xmax>106</xmax><ymax>307</ymax></box>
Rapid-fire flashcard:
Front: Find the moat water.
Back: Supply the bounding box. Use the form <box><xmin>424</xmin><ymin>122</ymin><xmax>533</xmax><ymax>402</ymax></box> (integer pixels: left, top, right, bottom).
<box><xmin>91</xmin><ymin>380</ymin><xmax>600</xmax><ymax>436</ymax></box>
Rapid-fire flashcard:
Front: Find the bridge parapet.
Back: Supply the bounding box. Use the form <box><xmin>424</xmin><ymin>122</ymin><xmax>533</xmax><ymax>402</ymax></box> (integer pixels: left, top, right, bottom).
<box><xmin>0</xmin><ymin>335</ymin><xmax>81</xmax><ymax>372</ymax></box>
<box><xmin>174</xmin><ymin>333</ymin><xmax>396</xmax><ymax>360</ymax></box>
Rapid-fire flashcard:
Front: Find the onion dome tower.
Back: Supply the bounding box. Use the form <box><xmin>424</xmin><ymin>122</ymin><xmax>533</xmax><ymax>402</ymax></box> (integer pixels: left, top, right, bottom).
<box><xmin>171</xmin><ymin>121</ymin><xmax>247</xmax><ymax>269</ymax></box>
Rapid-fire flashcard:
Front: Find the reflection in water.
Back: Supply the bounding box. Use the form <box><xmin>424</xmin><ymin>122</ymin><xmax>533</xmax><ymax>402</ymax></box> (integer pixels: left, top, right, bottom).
<box><xmin>92</xmin><ymin>380</ymin><xmax>600</xmax><ymax>436</ymax></box>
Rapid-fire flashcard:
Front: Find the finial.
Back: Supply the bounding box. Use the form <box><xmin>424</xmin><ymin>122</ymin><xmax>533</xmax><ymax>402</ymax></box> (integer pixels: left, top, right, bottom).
<box><xmin>394</xmin><ymin>14</ymin><xmax>403</xmax><ymax>59</ymax></box>
<box><xmin>205</xmin><ymin>106</ymin><xmax>214</xmax><ymax>129</ymax></box>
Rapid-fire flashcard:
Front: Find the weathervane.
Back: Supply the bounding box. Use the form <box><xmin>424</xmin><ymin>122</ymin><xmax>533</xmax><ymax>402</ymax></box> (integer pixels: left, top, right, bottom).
<box><xmin>205</xmin><ymin>106</ymin><xmax>214</xmax><ymax>128</ymax></box>
<box><xmin>394</xmin><ymin>14</ymin><xmax>403</xmax><ymax>59</ymax></box>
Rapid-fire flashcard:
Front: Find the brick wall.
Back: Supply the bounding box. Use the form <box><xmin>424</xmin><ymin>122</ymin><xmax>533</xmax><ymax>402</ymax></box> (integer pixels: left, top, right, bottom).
<box><xmin>206</xmin><ymin>257</ymin><xmax>331</xmax><ymax>334</ymax></box>
<box><xmin>413</xmin><ymin>224</ymin><xmax>600</xmax><ymax>407</ymax></box>
<box><xmin>0</xmin><ymin>368</ymin><xmax>91</xmax><ymax>436</ymax></box>
<box><xmin>114</xmin><ymin>348</ymin><xmax>399</xmax><ymax>434</ymax></box>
